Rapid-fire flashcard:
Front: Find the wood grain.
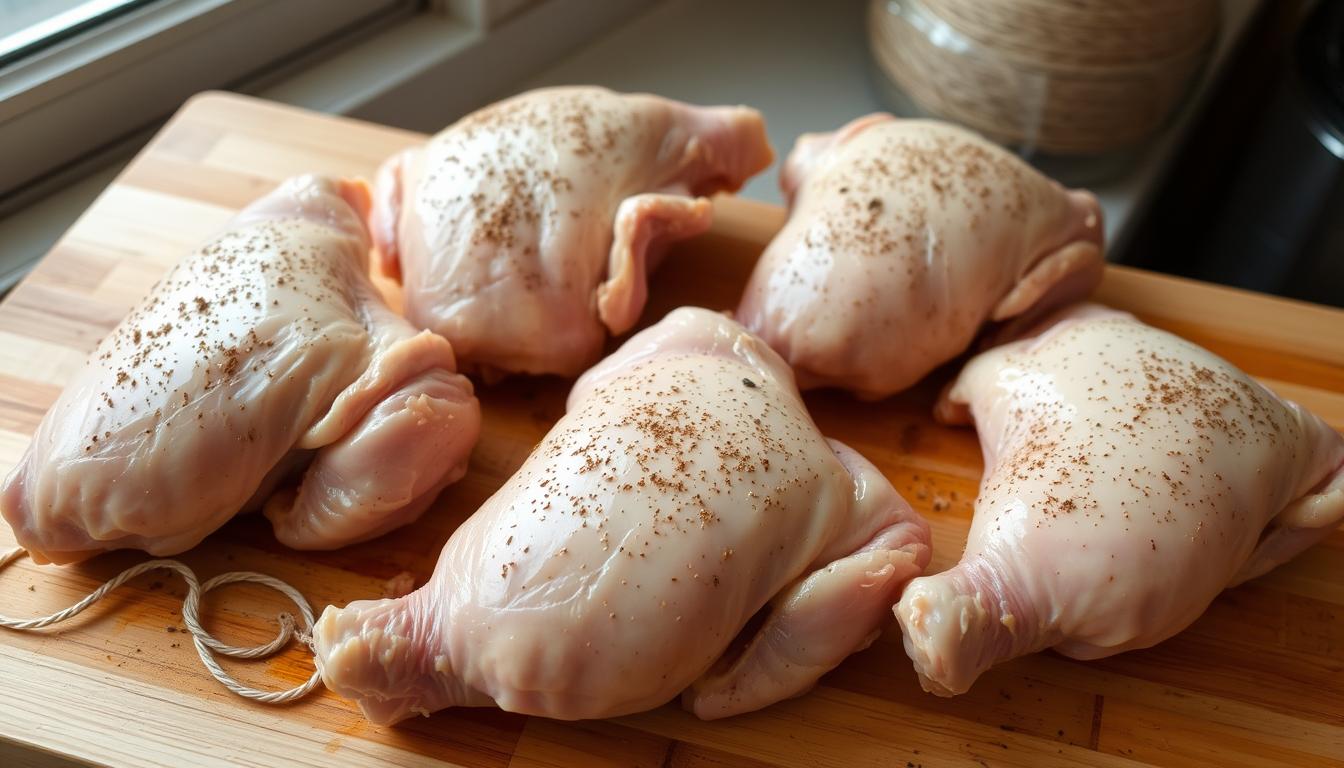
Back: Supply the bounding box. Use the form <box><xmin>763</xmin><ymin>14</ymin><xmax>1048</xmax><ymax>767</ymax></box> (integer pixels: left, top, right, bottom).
<box><xmin>0</xmin><ymin>92</ymin><xmax>1341</xmax><ymax>768</ymax></box>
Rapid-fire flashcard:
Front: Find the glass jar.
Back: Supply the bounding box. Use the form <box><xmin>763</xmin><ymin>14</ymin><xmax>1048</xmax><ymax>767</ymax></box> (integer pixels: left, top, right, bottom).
<box><xmin>867</xmin><ymin>0</ymin><xmax>1220</xmax><ymax>184</ymax></box>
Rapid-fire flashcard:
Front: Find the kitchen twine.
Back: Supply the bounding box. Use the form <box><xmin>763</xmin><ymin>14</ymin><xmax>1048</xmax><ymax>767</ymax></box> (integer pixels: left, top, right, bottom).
<box><xmin>0</xmin><ymin>546</ymin><xmax>322</xmax><ymax>703</ymax></box>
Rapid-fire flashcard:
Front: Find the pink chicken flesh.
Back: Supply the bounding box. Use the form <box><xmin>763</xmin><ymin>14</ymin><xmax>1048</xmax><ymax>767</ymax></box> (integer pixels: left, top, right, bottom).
<box><xmin>737</xmin><ymin>114</ymin><xmax>1105</xmax><ymax>399</ymax></box>
<box><xmin>1</xmin><ymin>176</ymin><xmax>481</xmax><ymax>563</ymax></box>
<box><xmin>371</xmin><ymin>86</ymin><xmax>774</xmax><ymax>378</ymax></box>
<box><xmin>896</xmin><ymin>304</ymin><xmax>1344</xmax><ymax>695</ymax></box>
<box><xmin>312</xmin><ymin>307</ymin><xmax>931</xmax><ymax>723</ymax></box>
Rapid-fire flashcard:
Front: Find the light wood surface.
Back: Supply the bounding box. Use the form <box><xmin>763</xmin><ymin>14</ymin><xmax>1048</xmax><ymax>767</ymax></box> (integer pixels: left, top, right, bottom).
<box><xmin>1</xmin><ymin>92</ymin><xmax>1341</xmax><ymax>768</ymax></box>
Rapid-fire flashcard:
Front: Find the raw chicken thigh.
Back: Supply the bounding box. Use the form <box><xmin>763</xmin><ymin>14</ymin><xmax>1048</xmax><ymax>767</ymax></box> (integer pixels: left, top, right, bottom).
<box><xmin>371</xmin><ymin>86</ymin><xmax>774</xmax><ymax>378</ymax></box>
<box><xmin>1</xmin><ymin>176</ymin><xmax>481</xmax><ymax>564</ymax></box>
<box><xmin>313</xmin><ymin>307</ymin><xmax>931</xmax><ymax>723</ymax></box>
<box><xmin>737</xmin><ymin>114</ymin><xmax>1105</xmax><ymax>398</ymax></box>
<box><xmin>896</xmin><ymin>304</ymin><xmax>1344</xmax><ymax>695</ymax></box>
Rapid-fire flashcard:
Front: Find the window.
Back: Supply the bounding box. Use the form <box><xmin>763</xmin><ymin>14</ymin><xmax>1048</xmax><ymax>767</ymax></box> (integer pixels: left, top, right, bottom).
<box><xmin>0</xmin><ymin>0</ymin><xmax>151</xmax><ymax>67</ymax></box>
<box><xmin>0</xmin><ymin>0</ymin><xmax>419</xmax><ymax>206</ymax></box>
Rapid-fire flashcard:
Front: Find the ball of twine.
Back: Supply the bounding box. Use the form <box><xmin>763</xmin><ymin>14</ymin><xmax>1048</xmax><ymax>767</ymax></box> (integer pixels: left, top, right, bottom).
<box><xmin>868</xmin><ymin>0</ymin><xmax>1220</xmax><ymax>155</ymax></box>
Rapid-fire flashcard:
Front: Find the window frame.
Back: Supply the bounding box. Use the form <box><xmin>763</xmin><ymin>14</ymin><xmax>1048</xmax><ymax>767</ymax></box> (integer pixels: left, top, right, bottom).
<box><xmin>0</xmin><ymin>0</ymin><xmax>158</xmax><ymax>68</ymax></box>
<box><xmin>0</xmin><ymin>0</ymin><xmax>420</xmax><ymax>204</ymax></box>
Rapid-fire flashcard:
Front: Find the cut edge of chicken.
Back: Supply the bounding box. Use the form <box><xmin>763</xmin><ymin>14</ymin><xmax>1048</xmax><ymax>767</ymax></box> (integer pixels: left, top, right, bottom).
<box><xmin>893</xmin><ymin>555</ymin><xmax>1055</xmax><ymax>697</ymax></box>
<box><xmin>312</xmin><ymin>592</ymin><xmax>492</xmax><ymax>725</ymax></box>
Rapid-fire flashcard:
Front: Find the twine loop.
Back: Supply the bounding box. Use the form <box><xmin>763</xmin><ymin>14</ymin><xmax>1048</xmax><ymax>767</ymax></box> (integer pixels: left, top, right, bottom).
<box><xmin>0</xmin><ymin>547</ymin><xmax>322</xmax><ymax>704</ymax></box>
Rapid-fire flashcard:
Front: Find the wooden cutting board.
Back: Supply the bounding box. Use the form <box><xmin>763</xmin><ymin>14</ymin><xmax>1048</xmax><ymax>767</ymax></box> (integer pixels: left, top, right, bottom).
<box><xmin>1</xmin><ymin>92</ymin><xmax>1341</xmax><ymax>768</ymax></box>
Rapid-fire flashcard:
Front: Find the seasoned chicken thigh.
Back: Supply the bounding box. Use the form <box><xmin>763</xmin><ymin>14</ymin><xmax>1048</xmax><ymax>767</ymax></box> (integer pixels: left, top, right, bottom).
<box><xmin>371</xmin><ymin>86</ymin><xmax>774</xmax><ymax>378</ymax></box>
<box><xmin>737</xmin><ymin>115</ymin><xmax>1105</xmax><ymax>398</ymax></box>
<box><xmin>313</xmin><ymin>307</ymin><xmax>931</xmax><ymax>723</ymax></box>
<box><xmin>896</xmin><ymin>304</ymin><xmax>1344</xmax><ymax>695</ymax></box>
<box><xmin>1</xmin><ymin>176</ymin><xmax>481</xmax><ymax>564</ymax></box>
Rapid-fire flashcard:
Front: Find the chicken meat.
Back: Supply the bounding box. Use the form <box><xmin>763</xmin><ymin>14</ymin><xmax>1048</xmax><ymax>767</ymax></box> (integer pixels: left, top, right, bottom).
<box><xmin>737</xmin><ymin>114</ymin><xmax>1105</xmax><ymax>398</ymax></box>
<box><xmin>312</xmin><ymin>307</ymin><xmax>931</xmax><ymax>723</ymax></box>
<box><xmin>896</xmin><ymin>304</ymin><xmax>1344</xmax><ymax>695</ymax></box>
<box><xmin>371</xmin><ymin>86</ymin><xmax>774</xmax><ymax>378</ymax></box>
<box><xmin>1</xmin><ymin>176</ymin><xmax>481</xmax><ymax>564</ymax></box>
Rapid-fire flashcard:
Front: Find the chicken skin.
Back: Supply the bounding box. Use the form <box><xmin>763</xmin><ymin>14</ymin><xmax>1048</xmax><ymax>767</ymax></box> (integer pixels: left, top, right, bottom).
<box><xmin>896</xmin><ymin>304</ymin><xmax>1344</xmax><ymax>696</ymax></box>
<box><xmin>737</xmin><ymin>115</ymin><xmax>1105</xmax><ymax>398</ymax></box>
<box><xmin>312</xmin><ymin>307</ymin><xmax>931</xmax><ymax>723</ymax></box>
<box><xmin>371</xmin><ymin>86</ymin><xmax>774</xmax><ymax>378</ymax></box>
<box><xmin>1</xmin><ymin>176</ymin><xmax>481</xmax><ymax>564</ymax></box>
